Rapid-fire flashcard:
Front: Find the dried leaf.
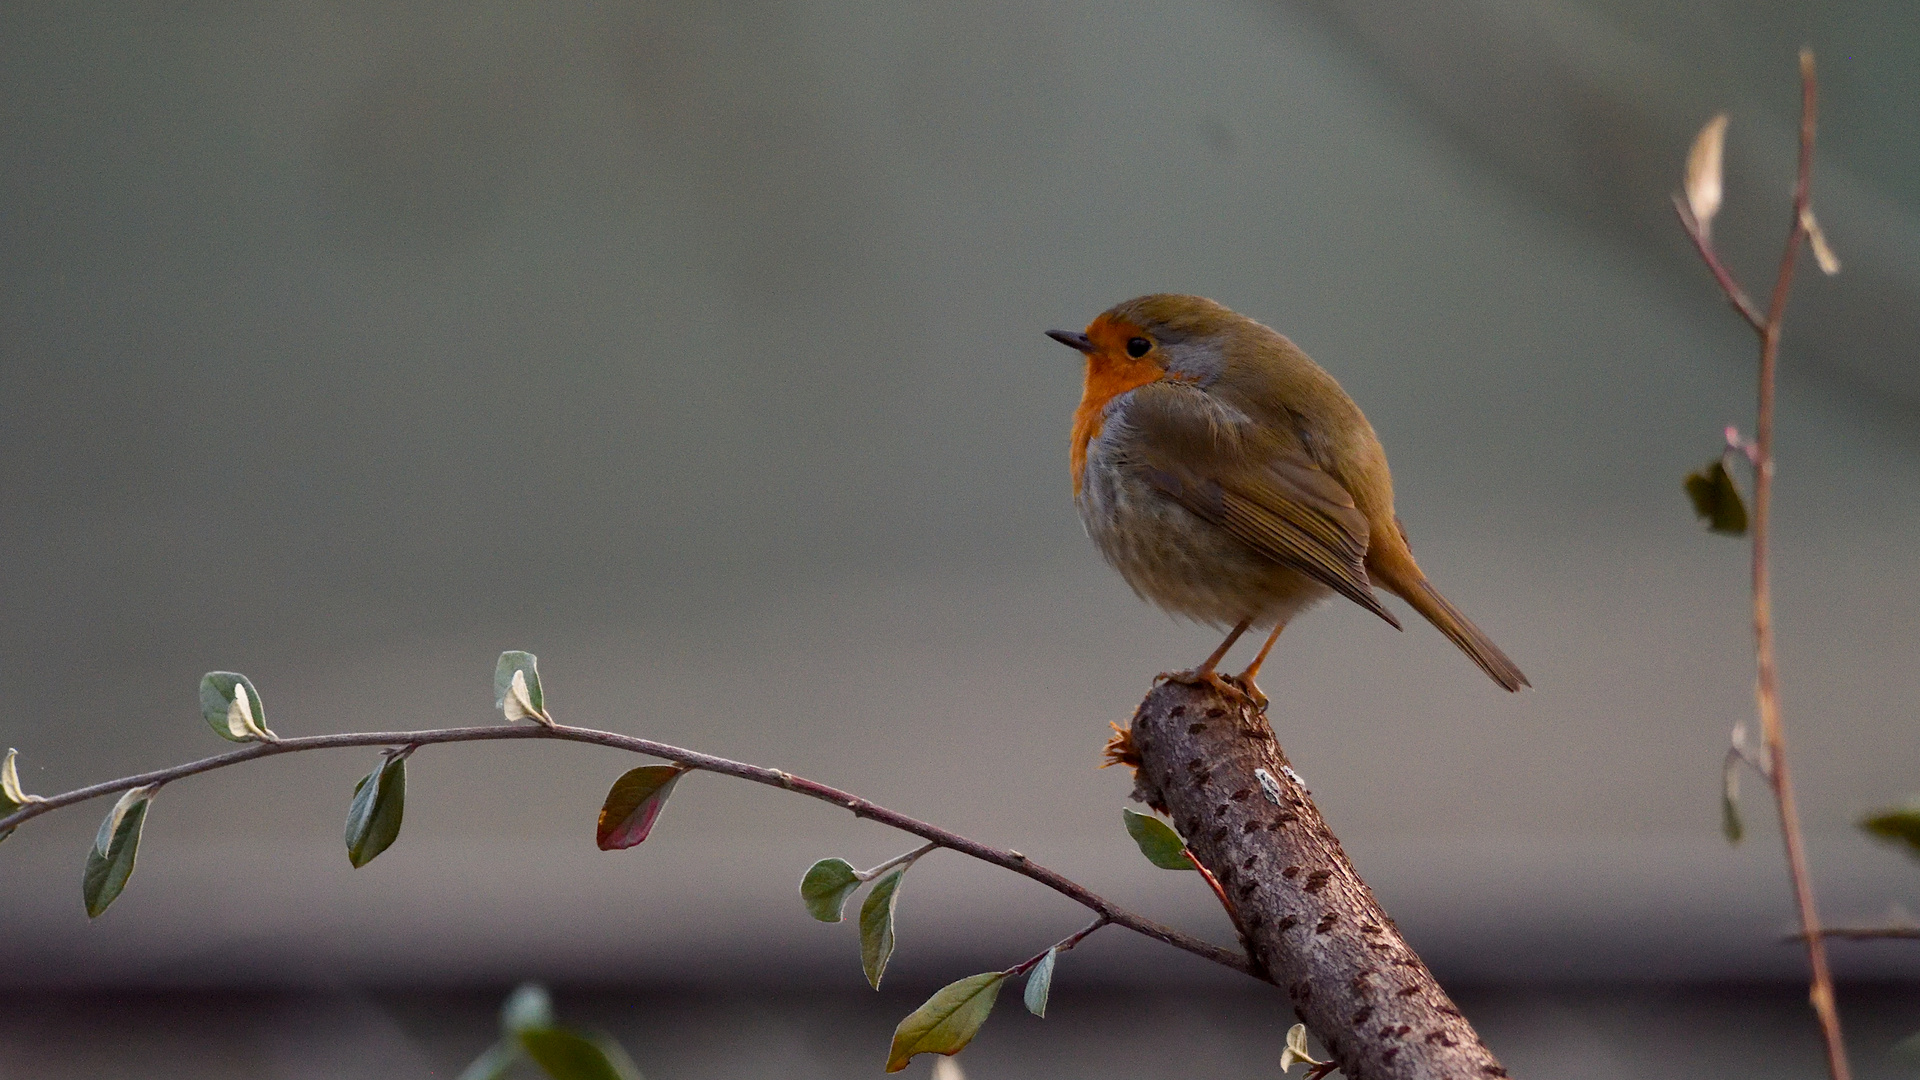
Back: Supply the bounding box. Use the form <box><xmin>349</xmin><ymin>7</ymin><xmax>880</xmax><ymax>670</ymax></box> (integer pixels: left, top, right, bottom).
<box><xmin>596</xmin><ymin>765</ymin><xmax>686</xmax><ymax>850</ymax></box>
<box><xmin>800</xmin><ymin>857</ymin><xmax>863</xmax><ymax>923</ymax></box>
<box><xmin>1121</xmin><ymin>808</ymin><xmax>1194</xmax><ymax>870</ymax></box>
<box><xmin>1</xmin><ymin>748</ymin><xmax>34</xmax><ymax>812</ymax></box>
<box><xmin>861</xmin><ymin>866</ymin><xmax>907</xmax><ymax>989</ymax></box>
<box><xmin>1685</xmin><ymin>114</ymin><xmax>1728</xmax><ymax>238</ymax></box>
<box><xmin>1801</xmin><ymin>208</ymin><xmax>1841</xmax><ymax>275</ymax></box>
<box><xmin>885</xmin><ymin>972</ymin><xmax>1006</xmax><ymax>1072</ymax></box>
<box><xmin>1280</xmin><ymin>1023</ymin><xmax>1328</xmax><ymax>1071</ymax></box>
<box><xmin>1684</xmin><ymin>459</ymin><xmax>1748</xmax><ymax>535</ymax></box>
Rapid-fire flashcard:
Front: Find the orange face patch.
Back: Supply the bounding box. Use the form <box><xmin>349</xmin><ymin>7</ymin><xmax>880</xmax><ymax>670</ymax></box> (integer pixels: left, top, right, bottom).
<box><xmin>1071</xmin><ymin>314</ymin><xmax>1164</xmax><ymax>495</ymax></box>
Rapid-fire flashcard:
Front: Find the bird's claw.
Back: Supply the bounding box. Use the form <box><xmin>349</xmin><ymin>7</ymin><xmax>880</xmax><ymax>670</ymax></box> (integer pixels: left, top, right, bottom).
<box><xmin>1158</xmin><ymin>668</ymin><xmax>1263</xmax><ymax>711</ymax></box>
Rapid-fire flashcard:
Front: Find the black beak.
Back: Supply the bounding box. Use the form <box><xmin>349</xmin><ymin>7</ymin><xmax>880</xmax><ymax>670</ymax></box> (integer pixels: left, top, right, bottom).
<box><xmin>1046</xmin><ymin>329</ymin><xmax>1095</xmax><ymax>354</ymax></box>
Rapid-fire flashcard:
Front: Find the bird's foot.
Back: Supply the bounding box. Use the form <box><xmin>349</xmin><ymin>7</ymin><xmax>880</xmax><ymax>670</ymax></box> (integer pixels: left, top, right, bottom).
<box><xmin>1226</xmin><ymin>674</ymin><xmax>1269</xmax><ymax>713</ymax></box>
<box><xmin>1157</xmin><ymin>668</ymin><xmax>1261</xmax><ymax>710</ymax></box>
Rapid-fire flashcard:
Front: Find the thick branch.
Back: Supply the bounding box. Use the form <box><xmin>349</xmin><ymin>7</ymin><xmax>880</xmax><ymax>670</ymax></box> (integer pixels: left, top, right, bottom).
<box><xmin>0</xmin><ymin>720</ymin><xmax>1251</xmax><ymax>978</ymax></box>
<box><xmin>1126</xmin><ymin>681</ymin><xmax>1507</xmax><ymax>1080</ymax></box>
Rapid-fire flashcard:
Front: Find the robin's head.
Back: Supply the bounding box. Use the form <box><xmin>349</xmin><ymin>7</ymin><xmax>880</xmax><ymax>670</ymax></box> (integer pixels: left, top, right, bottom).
<box><xmin>1046</xmin><ymin>294</ymin><xmax>1246</xmax><ymax>386</ymax></box>
<box><xmin>1051</xmin><ymin>295</ymin><xmax>1251</xmax><ymax>493</ymax></box>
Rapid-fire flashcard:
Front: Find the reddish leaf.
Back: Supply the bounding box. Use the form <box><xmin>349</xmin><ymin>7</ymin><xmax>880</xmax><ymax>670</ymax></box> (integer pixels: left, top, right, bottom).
<box><xmin>596</xmin><ymin>765</ymin><xmax>688</xmax><ymax>850</ymax></box>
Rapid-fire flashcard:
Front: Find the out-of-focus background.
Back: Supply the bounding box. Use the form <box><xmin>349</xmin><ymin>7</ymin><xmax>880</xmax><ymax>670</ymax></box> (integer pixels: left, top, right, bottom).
<box><xmin>3</xmin><ymin>0</ymin><xmax>1917</xmax><ymax>1075</ymax></box>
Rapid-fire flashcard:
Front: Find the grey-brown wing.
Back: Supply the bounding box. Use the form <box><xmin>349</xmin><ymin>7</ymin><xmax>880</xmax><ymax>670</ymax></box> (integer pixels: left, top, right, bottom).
<box><xmin>1122</xmin><ymin>383</ymin><xmax>1401</xmax><ymax>628</ymax></box>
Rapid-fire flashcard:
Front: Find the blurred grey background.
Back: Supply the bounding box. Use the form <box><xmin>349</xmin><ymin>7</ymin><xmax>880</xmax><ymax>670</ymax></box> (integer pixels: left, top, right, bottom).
<box><xmin>3</xmin><ymin>0</ymin><xmax>1918</xmax><ymax>1075</ymax></box>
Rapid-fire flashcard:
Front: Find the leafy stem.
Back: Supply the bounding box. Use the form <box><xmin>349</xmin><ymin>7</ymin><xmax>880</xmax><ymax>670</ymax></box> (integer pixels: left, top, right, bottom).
<box><xmin>860</xmin><ymin>841</ymin><xmax>939</xmax><ymax>882</ymax></box>
<box><xmin>1004</xmin><ymin>915</ymin><xmax>1110</xmax><ymax>978</ymax></box>
<box><xmin>1676</xmin><ymin>48</ymin><xmax>1850</xmax><ymax>1080</ymax></box>
<box><xmin>0</xmin><ymin>718</ymin><xmax>1256</xmax><ymax>979</ymax></box>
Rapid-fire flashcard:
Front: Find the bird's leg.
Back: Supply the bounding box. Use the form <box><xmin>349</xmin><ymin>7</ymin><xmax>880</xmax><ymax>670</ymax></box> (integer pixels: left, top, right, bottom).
<box><xmin>1158</xmin><ymin>618</ymin><xmax>1252</xmax><ymax>698</ymax></box>
<box><xmin>1231</xmin><ymin>623</ymin><xmax>1286</xmax><ymax>711</ymax></box>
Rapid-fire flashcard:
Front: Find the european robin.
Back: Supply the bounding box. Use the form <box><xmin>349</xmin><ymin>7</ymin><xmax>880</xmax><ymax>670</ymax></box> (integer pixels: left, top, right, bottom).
<box><xmin>1048</xmin><ymin>294</ymin><xmax>1528</xmax><ymax>701</ymax></box>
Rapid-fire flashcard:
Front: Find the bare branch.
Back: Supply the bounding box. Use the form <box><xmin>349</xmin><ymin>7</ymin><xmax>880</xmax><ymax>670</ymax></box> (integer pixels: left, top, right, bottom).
<box><xmin>1784</xmin><ymin>926</ymin><xmax>1920</xmax><ymax>944</ymax></box>
<box><xmin>1671</xmin><ymin>194</ymin><xmax>1766</xmax><ymax>332</ymax></box>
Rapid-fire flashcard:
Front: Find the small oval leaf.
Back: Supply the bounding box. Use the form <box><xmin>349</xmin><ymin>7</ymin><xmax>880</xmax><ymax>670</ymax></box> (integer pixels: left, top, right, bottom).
<box><xmin>1684</xmin><ymin>113</ymin><xmax>1728</xmax><ymax>239</ymax></box>
<box><xmin>519</xmin><ymin>1027</ymin><xmax>642</xmax><ymax>1080</ymax></box>
<box><xmin>83</xmin><ymin>785</ymin><xmax>155</xmax><ymax>917</ymax></box>
<box><xmin>596</xmin><ymin>765</ymin><xmax>687</xmax><ymax>850</ymax></box>
<box><xmin>801</xmin><ymin>857</ymin><xmax>862</xmax><ymax>923</ymax></box>
<box><xmin>494</xmin><ymin>651</ymin><xmax>550</xmax><ymax>724</ymax></box>
<box><xmin>886</xmin><ymin>972</ymin><xmax>1006</xmax><ymax>1072</ymax></box>
<box><xmin>345</xmin><ymin>754</ymin><xmax>408</xmax><ymax>868</ymax></box>
<box><xmin>1023</xmin><ymin>947</ymin><xmax>1056</xmax><ymax>1018</ymax></box>
<box><xmin>1684</xmin><ymin>459</ymin><xmax>1748</xmax><ymax>536</ymax></box>
<box><xmin>1801</xmin><ymin>208</ymin><xmax>1841</xmax><ymax>276</ymax></box>
<box><xmin>1860</xmin><ymin>804</ymin><xmax>1920</xmax><ymax>858</ymax></box>
<box><xmin>861</xmin><ymin>866</ymin><xmax>907</xmax><ymax>989</ymax></box>
<box><xmin>1121</xmin><ymin>808</ymin><xmax>1194</xmax><ymax>871</ymax></box>
<box><xmin>199</xmin><ymin>672</ymin><xmax>276</xmax><ymax>741</ymax></box>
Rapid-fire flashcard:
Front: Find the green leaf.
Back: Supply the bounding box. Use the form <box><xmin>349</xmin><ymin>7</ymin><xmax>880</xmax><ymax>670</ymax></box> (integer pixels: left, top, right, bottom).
<box><xmin>519</xmin><ymin>1027</ymin><xmax>642</xmax><ymax>1080</ymax></box>
<box><xmin>1684</xmin><ymin>459</ymin><xmax>1748</xmax><ymax>535</ymax></box>
<box><xmin>860</xmin><ymin>866</ymin><xmax>907</xmax><ymax>989</ymax></box>
<box><xmin>1859</xmin><ymin>803</ymin><xmax>1920</xmax><ymax>858</ymax></box>
<box><xmin>596</xmin><ymin>765</ymin><xmax>687</xmax><ymax>850</ymax></box>
<box><xmin>885</xmin><ymin>972</ymin><xmax>1006</xmax><ymax>1072</ymax></box>
<box><xmin>501</xmin><ymin>982</ymin><xmax>557</xmax><ymax>1035</ymax></box>
<box><xmin>83</xmin><ymin>785</ymin><xmax>155</xmax><ymax>918</ymax></box>
<box><xmin>456</xmin><ymin>1039</ymin><xmax>522</xmax><ymax>1080</ymax></box>
<box><xmin>199</xmin><ymin>672</ymin><xmax>276</xmax><ymax>741</ymax></box>
<box><xmin>800</xmin><ymin>858</ymin><xmax>862</xmax><ymax>923</ymax></box>
<box><xmin>1122</xmin><ymin>808</ymin><xmax>1194</xmax><ymax>871</ymax></box>
<box><xmin>1023</xmin><ymin>947</ymin><xmax>1056</xmax><ymax>1018</ymax></box>
<box><xmin>345</xmin><ymin>754</ymin><xmax>408</xmax><ymax>868</ymax></box>
<box><xmin>495</xmin><ymin>651</ymin><xmax>551</xmax><ymax>724</ymax></box>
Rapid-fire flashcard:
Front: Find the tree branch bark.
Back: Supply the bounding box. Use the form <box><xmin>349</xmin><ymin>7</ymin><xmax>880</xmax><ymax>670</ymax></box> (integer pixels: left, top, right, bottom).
<box><xmin>1126</xmin><ymin>680</ymin><xmax>1508</xmax><ymax>1080</ymax></box>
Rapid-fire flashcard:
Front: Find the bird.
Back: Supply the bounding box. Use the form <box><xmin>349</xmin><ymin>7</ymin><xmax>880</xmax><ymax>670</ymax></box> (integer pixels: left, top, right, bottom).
<box><xmin>1047</xmin><ymin>294</ymin><xmax>1527</xmax><ymax>703</ymax></box>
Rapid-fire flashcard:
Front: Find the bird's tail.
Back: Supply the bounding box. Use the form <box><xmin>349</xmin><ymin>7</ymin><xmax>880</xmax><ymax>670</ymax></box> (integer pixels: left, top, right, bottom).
<box><xmin>1375</xmin><ymin>566</ymin><xmax>1529</xmax><ymax>692</ymax></box>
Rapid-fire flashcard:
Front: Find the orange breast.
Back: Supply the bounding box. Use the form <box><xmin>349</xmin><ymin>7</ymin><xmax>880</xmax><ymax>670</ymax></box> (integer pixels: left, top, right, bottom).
<box><xmin>1070</xmin><ymin>317</ymin><xmax>1164</xmax><ymax>494</ymax></box>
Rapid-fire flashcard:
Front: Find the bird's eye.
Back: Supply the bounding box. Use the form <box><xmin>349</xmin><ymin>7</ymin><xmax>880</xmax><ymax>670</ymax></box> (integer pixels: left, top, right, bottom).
<box><xmin>1126</xmin><ymin>337</ymin><xmax>1152</xmax><ymax>358</ymax></box>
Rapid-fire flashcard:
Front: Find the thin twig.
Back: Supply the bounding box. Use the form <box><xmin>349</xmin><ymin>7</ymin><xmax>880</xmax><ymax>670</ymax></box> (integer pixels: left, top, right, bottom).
<box><xmin>0</xmin><ymin>720</ymin><xmax>1257</xmax><ymax>979</ymax></box>
<box><xmin>1005</xmin><ymin>914</ymin><xmax>1111</xmax><ymax>977</ymax></box>
<box><xmin>861</xmin><ymin>841</ymin><xmax>939</xmax><ymax>881</ymax></box>
<box><xmin>1680</xmin><ymin>49</ymin><xmax>1849</xmax><ymax>1080</ymax></box>
<box><xmin>1749</xmin><ymin>50</ymin><xmax>1849</xmax><ymax>1080</ymax></box>
<box><xmin>1672</xmin><ymin>194</ymin><xmax>1767</xmax><ymax>331</ymax></box>
<box><xmin>1784</xmin><ymin>926</ymin><xmax>1920</xmax><ymax>943</ymax></box>
<box><xmin>1184</xmin><ymin>848</ymin><xmax>1235</xmax><ymax>919</ymax></box>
